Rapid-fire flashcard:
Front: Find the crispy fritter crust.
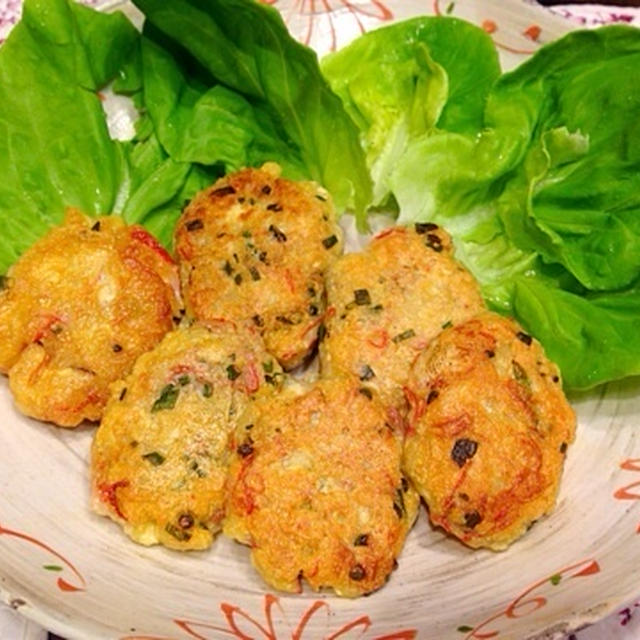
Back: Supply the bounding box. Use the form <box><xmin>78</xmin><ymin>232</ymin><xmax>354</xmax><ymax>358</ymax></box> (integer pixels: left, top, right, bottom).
<box><xmin>175</xmin><ymin>163</ymin><xmax>343</xmax><ymax>371</ymax></box>
<box><xmin>319</xmin><ymin>225</ymin><xmax>485</xmax><ymax>410</ymax></box>
<box><xmin>0</xmin><ymin>210</ymin><xmax>181</xmax><ymax>427</ymax></box>
<box><xmin>224</xmin><ymin>377</ymin><xmax>419</xmax><ymax>597</ymax></box>
<box><xmin>404</xmin><ymin>311</ymin><xmax>576</xmax><ymax>550</ymax></box>
<box><xmin>91</xmin><ymin>324</ymin><xmax>282</xmax><ymax>551</ymax></box>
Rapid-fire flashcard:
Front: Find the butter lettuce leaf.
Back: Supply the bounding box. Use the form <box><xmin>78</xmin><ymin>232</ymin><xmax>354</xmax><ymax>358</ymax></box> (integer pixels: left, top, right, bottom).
<box><xmin>322</xmin><ymin>16</ymin><xmax>500</xmax><ymax>206</ymax></box>
<box><xmin>389</xmin><ymin>25</ymin><xmax>640</xmax><ymax>389</ymax></box>
<box><xmin>132</xmin><ymin>0</ymin><xmax>372</xmax><ymax>218</ymax></box>
<box><xmin>0</xmin><ymin>0</ymin><xmax>138</xmax><ymax>273</ymax></box>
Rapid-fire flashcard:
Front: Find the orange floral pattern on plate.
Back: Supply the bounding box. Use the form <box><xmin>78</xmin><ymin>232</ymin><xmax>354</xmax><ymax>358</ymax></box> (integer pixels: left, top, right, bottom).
<box><xmin>614</xmin><ymin>458</ymin><xmax>640</xmax><ymax>533</ymax></box>
<box><xmin>458</xmin><ymin>558</ymin><xmax>601</xmax><ymax>638</ymax></box>
<box><xmin>258</xmin><ymin>0</ymin><xmax>393</xmax><ymax>50</ymax></box>
<box><xmin>0</xmin><ymin>519</ymin><xmax>86</xmax><ymax>592</ymax></box>
<box><xmin>121</xmin><ymin>593</ymin><xmax>416</xmax><ymax>639</ymax></box>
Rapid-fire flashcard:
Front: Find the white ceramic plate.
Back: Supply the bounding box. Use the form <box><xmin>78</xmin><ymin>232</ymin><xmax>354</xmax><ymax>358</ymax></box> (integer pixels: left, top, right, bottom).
<box><xmin>2</xmin><ymin>2</ymin><xmax>640</xmax><ymax>639</ymax></box>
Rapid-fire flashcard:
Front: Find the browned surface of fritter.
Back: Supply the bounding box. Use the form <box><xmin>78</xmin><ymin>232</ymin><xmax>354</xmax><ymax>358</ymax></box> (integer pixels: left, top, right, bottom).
<box><xmin>224</xmin><ymin>377</ymin><xmax>419</xmax><ymax>597</ymax></box>
<box><xmin>174</xmin><ymin>163</ymin><xmax>343</xmax><ymax>371</ymax></box>
<box><xmin>0</xmin><ymin>210</ymin><xmax>181</xmax><ymax>427</ymax></box>
<box><xmin>404</xmin><ymin>311</ymin><xmax>576</xmax><ymax>550</ymax></box>
<box><xmin>91</xmin><ymin>324</ymin><xmax>282</xmax><ymax>551</ymax></box>
<box><xmin>319</xmin><ymin>225</ymin><xmax>485</xmax><ymax>411</ymax></box>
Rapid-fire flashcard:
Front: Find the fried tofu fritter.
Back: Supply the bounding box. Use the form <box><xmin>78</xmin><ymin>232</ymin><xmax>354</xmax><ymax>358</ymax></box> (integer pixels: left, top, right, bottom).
<box><xmin>175</xmin><ymin>163</ymin><xmax>343</xmax><ymax>371</ymax></box>
<box><xmin>404</xmin><ymin>312</ymin><xmax>576</xmax><ymax>550</ymax></box>
<box><xmin>224</xmin><ymin>377</ymin><xmax>419</xmax><ymax>597</ymax></box>
<box><xmin>0</xmin><ymin>210</ymin><xmax>181</xmax><ymax>427</ymax></box>
<box><xmin>91</xmin><ymin>324</ymin><xmax>282</xmax><ymax>551</ymax></box>
<box><xmin>319</xmin><ymin>225</ymin><xmax>485</xmax><ymax>410</ymax></box>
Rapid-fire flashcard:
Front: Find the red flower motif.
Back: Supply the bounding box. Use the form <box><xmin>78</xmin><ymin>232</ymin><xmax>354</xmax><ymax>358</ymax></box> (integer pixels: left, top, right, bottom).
<box><xmin>259</xmin><ymin>0</ymin><xmax>393</xmax><ymax>52</ymax></box>
<box><xmin>122</xmin><ymin>593</ymin><xmax>416</xmax><ymax>640</ymax></box>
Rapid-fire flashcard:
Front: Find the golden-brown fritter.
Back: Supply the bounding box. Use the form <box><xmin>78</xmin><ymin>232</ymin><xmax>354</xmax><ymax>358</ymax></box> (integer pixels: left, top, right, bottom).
<box><xmin>0</xmin><ymin>210</ymin><xmax>181</xmax><ymax>427</ymax></box>
<box><xmin>224</xmin><ymin>377</ymin><xmax>419</xmax><ymax>597</ymax></box>
<box><xmin>174</xmin><ymin>163</ymin><xmax>343</xmax><ymax>371</ymax></box>
<box><xmin>91</xmin><ymin>324</ymin><xmax>283</xmax><ymax>551</ymax></box>
<box><xmin>404</xmin><ymin>311</ymin><xmax>576</xmax><ymax>550</ymax></box>
<box><xmin>319</xmin><ymin>224</ymin><xmax>485</xmax><ymax>411</ymax></box>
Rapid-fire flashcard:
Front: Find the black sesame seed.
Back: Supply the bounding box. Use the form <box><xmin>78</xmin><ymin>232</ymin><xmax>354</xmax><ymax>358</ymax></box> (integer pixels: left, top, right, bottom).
<box><xmin>91</xmin><ymin>221</ymin><xmax>101</xmax><ymax>232</ymax></box>
<box><xmin>359</xmin><ymin>365</ymin><xmax>375</xmax><ymax>381</ymax></box>
<box><xmin>211</xmin><ymin>185</ymin><xmax>236</xmax><ymax>197</ymax></box>
<box><xmin>119</xmin><ymin>387</ymin><xmax>127</xmax><ymax>401</ymax></box>
<box><xmin>266</xmin><ymin>203</ymin><xmax>282</xmax><ymax>212</ymax></box>
<box><xmin>112</xmin><ymin>344</ymin><xmax>123</xmax><ymax>353</ymax></box>
<box><xmin>349</xmin><ymin>564</ymin><xmax>366</xmax><ymax>581</ymax></box>
<box><xmin>354</xmin><ymin>289</ymin><xmax>371</xmax><ymax>306</ymax></box>
<box><xmin>414</xmin><ymin>222</ymin><xmax>438</xmax><ymax>234</ymax></box>
<box><xmin>516</xmin><ymin>331</ymin><xmax>533</xmax><ymax>346</ymax></box>
<box><xmin>186</xmin><ymin>219</ymin><xmax>204</xmax><ymax>232</ymax></box>
<box><xmin>425</xmin><ymin>233</ymin><xmax>443</xmax><ymax>252</ymax></box>
<box><xmin>261</xmin><ymin>185</ymin><xmax>272</xmax><ymax>195</ymax></box>
<box><xmin>485</xmin><ymin>349</ymin><xmax>495</xmax><ymax>358</ymax></box>
<box><xmin>269</xmin><ymin>224</ymin><xmax>287</xmax><ymax>242</ymax></box>
<box><xmin>237</xmin><ymin>442</ymin><xmax>254</xmax><ymax>457</ymax></box>
<box><xmin>359</xmin><ymin>387</ymin><xmax>373</xmax><ymax>400</ymax></box>
<box><xmin>464</xmin><ymin>510</ymin><xmax>483</xmax><ymax>529</ymax></box>
<box><xmin>178</xmin><ymin>513</ymin><xmax>194</xmax><ymax>529</ymax></box>
<box><xmin>451</xmin><ymin>439</ymin><xmax>478</xmax><ymax>467</ymax></box>
<box><xmin>249</xmin><ymin>267</ymin><xmax>261</xmax><ymax>281</ymax></box>
<box><xmin>560</xmin><ymin>442</ymin><xmax>568</xmax><ymax>454</ymax></box>
<box><xmin>322</xmin><ymin>235</ymin><xmax>338</xmax><ymax>249</ymax></box>
<box><xmin>308</xmin><ymin>304</ymin><xmax>319</xmax><ymax>316</ymax></box>
<box><xmin>426</xmin><ymin>389</ymin><xmax>439</xmax><ymax>404</ymax></box>
<box><xmin>354</xmin><ymin>533</ymin><xmax>369</xmax><ymax>547</ymax></box>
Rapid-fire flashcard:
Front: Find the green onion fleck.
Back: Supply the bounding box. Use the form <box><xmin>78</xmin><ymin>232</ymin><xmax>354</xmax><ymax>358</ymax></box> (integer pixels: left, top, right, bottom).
<box><xmin>322</xmin><ymin>235</ymin><xmax>338</xmax><ymax>249</ymax></box>
<box><xmin>143</xmin><ymin>451</ymin><xmax>165</xmax><ymax>466</ymax></box>
<box><xmin>151</xmin><ymin>384</ymin><xmax>179</xmax><ymax>412</ymax></box>
<box><xmin>354</xmin><ymin>289</ymin><xmax>371</xmax><ymax>306</ymax></box>
<box><xmin>392</xmin><ymin>329</ymin><xmax>416</xmax><ymax>343</ymax></box>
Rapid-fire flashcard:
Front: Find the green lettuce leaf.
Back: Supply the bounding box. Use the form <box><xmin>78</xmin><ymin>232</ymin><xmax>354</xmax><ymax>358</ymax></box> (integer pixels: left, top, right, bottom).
<box><xmin>489</xmin><ymin>26</ymin><xmax>640</xmax><ymax>292</ymax></box>
<box><xmin>140</xmin><ymin>30</ymin><xmax>307</xmax><ymax>178</ymax></box>
<box><xmin>322</xmin><ymin>16</ymin><xmax>500</xmax><ymax>205</ymax></box>
<box><xmin>513</xmin><ymin>278</ymin><xmax>640</xmax><ymax>389</ymax></box>
<box><xmin>132</xmin><ymin>0</ymin><xmax>372</xmax><ymax>218</ymax></box>
<box><xmin>389</xmin><ymin>25</ymin><xmax>640</xmax><ymax>389</ymax></box>
<box><xmin>0</xmin><ymin>0</ymin><xmax>138</xmax><ymax>273</ymax></box>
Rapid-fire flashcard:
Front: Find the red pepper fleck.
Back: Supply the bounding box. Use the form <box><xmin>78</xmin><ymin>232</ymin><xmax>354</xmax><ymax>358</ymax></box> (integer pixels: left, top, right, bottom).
<box><xmin>32</xmin><ymin>314</ymin><xmax>63</xmax><ymax>342</ymax></box>
<box><xmin>130</xmin><ymin>227</ymin><xmax>175</xmax><ymax>265</ymax></box>
<box><xmin>482</xmin><ymin>19</ymin><xmax>497</xmax><ymax>34</ymax></box>
<box><xmin>367</xmin><ymin>329</ymin><xmax>390</xmax><ymax>349</ymax></box>
<box><xmin>243</xmin><ymin>362</ymin><xmax>260</xmax><ymax>394</ymax></box>
<box><xmin>98</xmin><ymin>480</ymin><xmax>130</xmax><ymax>520</ymax></box>
<box><xmin>523</xmin><ymin>24</ymin><xmax>541</xmax><ymax>41</ymax></box>
<box><xmin>373</xmin><ymin>226</ymin><xmax>405</xmax><ymax>241</ymax></box>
